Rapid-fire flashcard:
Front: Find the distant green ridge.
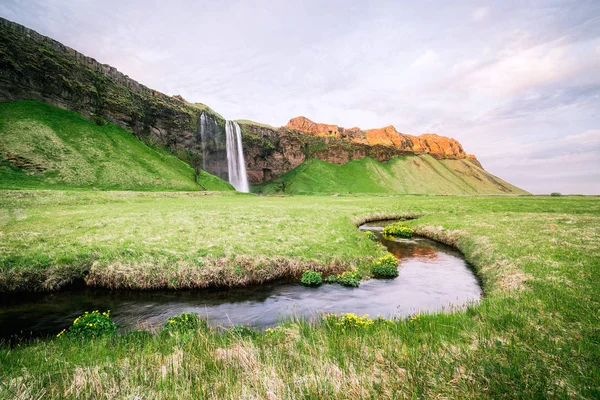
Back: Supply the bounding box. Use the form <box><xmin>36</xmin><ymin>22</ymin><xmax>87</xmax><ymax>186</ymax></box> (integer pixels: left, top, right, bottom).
<box><xmin>254</xmin><ymin>156</ymin><xmax>528</xmax><ymax>195</ymax></box>
<box><xmin>0</xmin><ymin>101</ymin><xmax>233</xmax><ymax>191</ymax></box>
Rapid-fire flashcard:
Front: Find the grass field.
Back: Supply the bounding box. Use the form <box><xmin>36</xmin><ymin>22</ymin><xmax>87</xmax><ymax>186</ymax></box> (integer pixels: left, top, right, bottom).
<box><xmin>0</xmin><ymin>101</ymin><xmax>232</xmax><ymax>192</ymax></box>
<box><xmin>0</xmin><ymin>191</ymin><xmax>599</xmax><ymax>398</ymax></box>
<box><xmin>254</xmin><ymin>156</ymin><xmax>528</xmax><ymax>195</ymax></box>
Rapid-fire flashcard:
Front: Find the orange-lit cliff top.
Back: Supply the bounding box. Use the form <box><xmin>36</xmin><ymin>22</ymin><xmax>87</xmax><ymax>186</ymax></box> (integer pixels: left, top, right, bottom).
<box><xmin>285</xmin><ymin>116</ymin><xmax>474</xmax><ymax>160</ymax></box>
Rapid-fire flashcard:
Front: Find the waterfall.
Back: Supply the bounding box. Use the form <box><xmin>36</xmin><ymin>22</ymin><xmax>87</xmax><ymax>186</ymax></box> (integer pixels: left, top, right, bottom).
<box><xmin>225</xmin><ymin>120</ymin><xmax>249</xmax><ymax>192</ymax></box>
<box><xmin>199</xmin><ymin>113</ymin><xmax>208</xmax><ymax>171</ymax></box>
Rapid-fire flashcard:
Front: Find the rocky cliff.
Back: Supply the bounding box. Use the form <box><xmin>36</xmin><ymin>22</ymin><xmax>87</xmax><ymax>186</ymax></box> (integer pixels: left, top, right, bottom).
<box><xmin>1</xmin><ymin>16</ymin><xmax>484</xmax><ymax>187</ymax></box>
<box><xmin>0</xmin><ymin>17</ymin><xmax>230</xmax><ymax>180</ymax></box>
<box><xmin>240</xmin><ymin>117</ymin><xmax>482</xmax><ymax>184</ymax></box>
<box><xmin>285</xmin><ymin>116</ymin><xmax>479</xmax><ymax>162</ymax></box>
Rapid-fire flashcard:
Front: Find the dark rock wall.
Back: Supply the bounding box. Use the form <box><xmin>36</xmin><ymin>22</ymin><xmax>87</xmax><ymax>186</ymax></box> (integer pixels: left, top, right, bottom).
<box><xmin>240</xmin><ymin>124</ymin><xmax>305</xmax><ymax>184</ymax></box>
<box><xmin>239</xmin><ymin>123</ymin><xmax>412</xmax><ymax>184</ymax></box>
<box><xmin>0</xmin><ymin>17</ymin><xmax>229</xmax><ymax>180</ymax></box>
<box><xmin>199</xmin><ymin>113</ymin><xmax>228</xmax><ymax>181</ymax></box>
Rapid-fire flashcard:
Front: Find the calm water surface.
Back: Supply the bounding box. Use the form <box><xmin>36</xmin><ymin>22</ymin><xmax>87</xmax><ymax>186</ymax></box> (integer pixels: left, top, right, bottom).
<box><xmin>0</xmin><ymin>220</ymin><xmax>481</xmax><ymax>340</ymax></box>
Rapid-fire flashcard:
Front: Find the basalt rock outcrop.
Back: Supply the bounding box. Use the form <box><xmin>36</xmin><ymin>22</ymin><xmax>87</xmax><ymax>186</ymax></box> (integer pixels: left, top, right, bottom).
<box><xmin>239</xmin><ymin>117</ymin><xmax>482</xmax><ymax>184</ymax></box>
<box><xmin>286</xmin><ymin>116</ymin><xmax>479</xmax><ymax>162</ymax></box>
<box><xmin>1</xmin><ymin>16</ymin><xmax>484</xmax><ymax>186</ymax></box>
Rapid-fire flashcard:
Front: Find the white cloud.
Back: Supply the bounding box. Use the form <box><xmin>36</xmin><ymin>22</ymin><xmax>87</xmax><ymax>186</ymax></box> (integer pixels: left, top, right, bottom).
<box><xmin>411</xmin><ymin>50</ymin><xmax>439</xmax><ymax>68</ymax></box>
<box><xmin>472</xmin><ymin>7</ymin><xmax>489</xmax><ymax>22</ymax></box>
<box><xmin>451</xmin><ymin>58</ymin><xmax>479</xmax><ymax>75</ymax></box>
<box><xmin>460</xmin><ymin>41</ymin><xmax>566</xmax><ymax>96</ymax></box>
<box><xmin>451</xmin><ymin>35</ymin><xmax>600</xmax><ymax>98</ymax></box>
<box><xmin>566</xmin><ymin>129</ymin><xmax>600</xmax><ymax>146</ymax></box>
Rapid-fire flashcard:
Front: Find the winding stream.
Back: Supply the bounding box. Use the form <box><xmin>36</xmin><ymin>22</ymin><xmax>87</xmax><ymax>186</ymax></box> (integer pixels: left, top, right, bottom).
<box><xmin>0</xmin><ymin>220</ymin><xmax>481</xmax><ymax>341</ymax></box>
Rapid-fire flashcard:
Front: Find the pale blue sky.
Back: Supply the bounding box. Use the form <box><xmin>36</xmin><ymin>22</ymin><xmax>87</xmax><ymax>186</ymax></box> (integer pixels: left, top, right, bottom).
<box><xmin>1</xmin><ymin>0</ymin><xmax>599</xmax><ymax>194</ymax></box>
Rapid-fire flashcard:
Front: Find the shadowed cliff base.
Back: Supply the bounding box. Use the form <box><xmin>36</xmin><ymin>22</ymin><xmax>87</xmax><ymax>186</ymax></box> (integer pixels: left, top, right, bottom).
<box><xmin>253</xmin><ymin>156</ymin><xmax>528</xmax><ymax>195</ymax></box>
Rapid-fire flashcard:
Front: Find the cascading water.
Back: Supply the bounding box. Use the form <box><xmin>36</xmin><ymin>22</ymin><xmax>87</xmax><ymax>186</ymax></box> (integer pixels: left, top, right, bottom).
<box><xmin>225</xmin><ymin>120</ymin><xmax>249</xmax><ymax>192</ymax></box>
<box><xmin>199</xmin><ymin>113</ymin><xmax>208</xmax><ymax>171</ymax></box>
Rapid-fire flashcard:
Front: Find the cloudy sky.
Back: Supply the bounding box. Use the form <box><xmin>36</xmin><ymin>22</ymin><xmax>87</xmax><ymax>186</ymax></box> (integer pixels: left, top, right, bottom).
<box><xmin>1</xmin><ymin>0</ymin><xmax>599</xmax><ymax>194</ymax></box>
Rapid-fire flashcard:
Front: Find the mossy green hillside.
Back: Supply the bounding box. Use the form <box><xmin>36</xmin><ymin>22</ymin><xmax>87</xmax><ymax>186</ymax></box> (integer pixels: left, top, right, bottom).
<box><xmin>0</xmin><ymin>101</ymin><xmax>233</xmax><ymax>191</ymax></box>
<box><xmin>255</xmin><ymin>156</ymin><xmax>528</xmax><ymax>195</ymax></box>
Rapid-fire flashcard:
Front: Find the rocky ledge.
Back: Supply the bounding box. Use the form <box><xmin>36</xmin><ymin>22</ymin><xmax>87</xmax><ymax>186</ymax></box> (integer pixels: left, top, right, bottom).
<box><xmin>239</xmin><ymin>117</ymin><xmax>481</xmax><ymax>185</ymax></box>
<box><xmin>285</xmin><ymin>116</ymin><xmax>479</xmax><ymax>162</ymax></box>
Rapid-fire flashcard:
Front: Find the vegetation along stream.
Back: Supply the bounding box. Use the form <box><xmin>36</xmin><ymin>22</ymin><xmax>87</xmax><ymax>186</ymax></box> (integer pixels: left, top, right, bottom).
<box><xmin>0</xmin><ymin>220</ymin><xmax>481</xmax><ymax>341</ymax></box>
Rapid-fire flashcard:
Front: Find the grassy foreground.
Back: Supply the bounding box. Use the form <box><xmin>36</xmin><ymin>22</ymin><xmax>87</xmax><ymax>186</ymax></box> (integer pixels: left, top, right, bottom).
<box><xmin>1</xmin><ymin>192</ymin><xmax>599</xmax><ymax>398</ymax></box>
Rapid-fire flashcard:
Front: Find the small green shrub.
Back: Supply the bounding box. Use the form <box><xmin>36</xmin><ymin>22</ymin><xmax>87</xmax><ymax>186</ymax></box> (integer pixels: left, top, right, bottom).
<box><xmin>382</xmin><ymin>223</ymin><xmax>413</xmax><ymax>238</ymax></box>
<box><xmin>301</xmin><ymin>270</ymin><xmax>323</xmax><ymax>286</ymax></box>
<box><xmin>323</xmin><ymin>313</ymin><xmax>395</xmax><ymax>333</ymax></box>
<box><xmin>323</xmin><ymin>313</ymin><xmax>374</xmax><ymax>329</ymax></box>
<box><xmin>371</xmin><ymin>253</ymin><xmax>399</xmax><ymax>278</ymax></box>
<box><xmin>362</xmin><ymin>230</ymin><xmax>377</xmax><ymax>241</ymax></box>
<box><xmin>410</xmin><ymin>313</ymin><xmax>422</xmax><ymax>323</ymax></box>
<box><xmin>339</xmin><ymin>271</ymin><xmax>361</xmax><ymax>287</ymax></box>
<box><xmin>57</xmin><ymin>310</ymin><xmax>117</xmax><ymax>338</ymax></box>
<box><xmin>550</xmin><ymin>192</ymin><xmax>561</xmax><ymax>196</ymax></box>
<box><xmin>163</xmin><ymin>312</ymin><xmax>202</xmax><ymax>335</ymax></box>
<box><xmin>325</xmin><ymin>271</ymin><xmax>362</xmax><ymax>287</ymax></box>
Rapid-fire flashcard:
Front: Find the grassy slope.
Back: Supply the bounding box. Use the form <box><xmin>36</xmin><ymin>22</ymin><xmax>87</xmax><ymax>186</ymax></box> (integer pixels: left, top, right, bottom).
<box><xmin>0</xmin><ymin>101</ymin><xmax>233</xmax><ymax>191</ymax></box>
<box><xmin>0</xmin><ymin>191</ymin><xmax>598</xmax><ymax>398</ymax></box>
<box><xmin>255</xmin><ymin>156</ymin><xmax>528</xmax><ymax>195</ymax></box>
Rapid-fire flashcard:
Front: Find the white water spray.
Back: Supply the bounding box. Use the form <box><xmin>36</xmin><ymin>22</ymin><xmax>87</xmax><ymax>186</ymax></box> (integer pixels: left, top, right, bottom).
<box><xmin>199</xmin><ymin>112</ymin><xmax>207</xmax><ymax>171</ymax></box>
<box><xmin>225</xmin><ymin>120</ymin><xmax>249</xmax><ymax>192</ymax></box>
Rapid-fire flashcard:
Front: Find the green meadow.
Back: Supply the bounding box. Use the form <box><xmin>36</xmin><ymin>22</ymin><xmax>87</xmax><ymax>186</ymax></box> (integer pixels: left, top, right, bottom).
<box><xmin>1</xmin><ymin>191</ymin><xmax>599</xmax><ymax>398</ymax></box>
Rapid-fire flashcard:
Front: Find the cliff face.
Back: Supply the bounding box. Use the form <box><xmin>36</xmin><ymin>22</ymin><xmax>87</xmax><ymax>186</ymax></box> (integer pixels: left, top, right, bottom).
<box><xmin>0</xmin><ymin>17</ymin><xmax>230</xmax><ymax>180</ymax></box>
<box><xmin>285</xmin><ymin>116</ymin><xmax>477</xmax><ymax>161</ymax></box>
<box><xmin>0</xmin><ymin>17</ymin><xmax>484</xmax><ymax>187</ymax></box>
<box><xmin>239</xmin><ymin>117</ymin><xmax>481</xmax><ymax>185</ymax></box>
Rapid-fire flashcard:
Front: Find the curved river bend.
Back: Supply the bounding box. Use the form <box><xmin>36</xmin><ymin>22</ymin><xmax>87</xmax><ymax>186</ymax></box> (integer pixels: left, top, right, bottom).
<box><xmin>0</xmin><ymin>220</ymin><xmax>481</xmax><ymax>340</ymax></box>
